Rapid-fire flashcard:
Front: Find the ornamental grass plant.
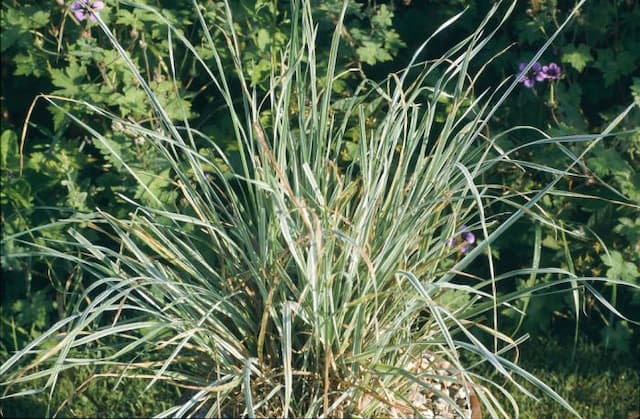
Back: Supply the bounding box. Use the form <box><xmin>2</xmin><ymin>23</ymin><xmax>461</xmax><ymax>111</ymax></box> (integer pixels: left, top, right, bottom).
<box><xmin>1</xmin><ymin>0</ymin><xmax>638</xmax><ymax>417</ymax></box>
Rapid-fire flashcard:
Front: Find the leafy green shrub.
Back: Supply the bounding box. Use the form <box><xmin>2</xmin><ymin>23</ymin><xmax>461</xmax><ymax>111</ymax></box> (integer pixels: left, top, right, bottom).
<box><xmin>493</xmin><ymin>0</ymin><xmax>640</xmax><ymax>353</ymax></box>
<box><xmin>385</xmin><ymin>0</ymin><xmax>640</xmax><ymax>353</ymax></box>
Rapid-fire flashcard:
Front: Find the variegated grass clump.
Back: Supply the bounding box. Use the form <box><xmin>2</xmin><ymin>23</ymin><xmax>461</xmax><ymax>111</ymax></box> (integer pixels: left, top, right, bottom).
<box><xmin>2</xmin><ymin>0</ymin><xmax>638</xmax><ymax>417</ymax></box>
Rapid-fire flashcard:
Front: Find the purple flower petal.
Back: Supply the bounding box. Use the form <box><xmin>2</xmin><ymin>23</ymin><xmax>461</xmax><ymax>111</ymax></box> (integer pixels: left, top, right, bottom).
<box><xmin>462</xmin><ymin>231</ymin><xmax>475</xmax><ymax>244</ymax></box>
<box><xmin>518</xmin><ymin>62</ymin><xmax>544</xmax><ymax>88</ymax></box>
<box><xmin>70</xmin><ymin>0</ymin><xmax>104</xmax><ymax>22</ymax></box>
<box><xmin>448</xmin><ymin>225</ymin><xmax>476</xmax><ymax>253</ymax></box>
<box><xmin>542</xmin><ymin>62</ymin><xmax>562</xmax><ymax>80</ymax></box>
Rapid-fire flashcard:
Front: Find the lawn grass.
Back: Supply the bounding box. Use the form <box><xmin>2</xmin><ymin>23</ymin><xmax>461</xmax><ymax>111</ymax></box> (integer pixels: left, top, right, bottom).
<box><xmin>484</xmin><ymin>336</ymin><xmax>640</xmax><ymax>418</ymax></box>
<box><xmin>0</xmin><ymin>369</ymin><xmax>181</xmax><ymax>418</ymax></box>
<box><xmin>3</xmin><ymin>335</ymin><xmax>636</xmax><ymax>418</ymax></box>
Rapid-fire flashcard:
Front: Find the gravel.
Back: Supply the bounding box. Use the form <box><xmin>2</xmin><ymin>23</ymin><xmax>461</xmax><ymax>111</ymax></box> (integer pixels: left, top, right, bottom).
<box><xmin>386</xmin><ymin>352</ymin><xmax>481</xmax><ymax>419</ymax></box>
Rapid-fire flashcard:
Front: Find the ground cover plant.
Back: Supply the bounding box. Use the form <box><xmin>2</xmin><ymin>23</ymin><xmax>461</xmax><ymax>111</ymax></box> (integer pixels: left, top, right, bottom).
<box><xmin>386</xmin><ymin>0</ymin><xmax>640</xmax><ymax>355</ymax></box>
<box><xmin>1</xmin><ymin>0</ymin><xmax>639</xmax><ymax>417</ymax></box>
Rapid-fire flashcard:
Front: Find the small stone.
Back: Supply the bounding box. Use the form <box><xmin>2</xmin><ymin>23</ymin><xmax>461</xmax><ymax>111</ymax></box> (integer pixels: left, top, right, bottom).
<box><xmin>455</xmin><ymin>387</ymin><xmax>468</xmax><ymax>400</ymax></box>
<box><xmin>435</xmin><ymin>398</ymin><xmax>448</xmax><ymax>411</ymax></box>
<box><xmin>412</xmin><ymin>391</ymin><xmax>427</xmax><ymax>407</ymax></box>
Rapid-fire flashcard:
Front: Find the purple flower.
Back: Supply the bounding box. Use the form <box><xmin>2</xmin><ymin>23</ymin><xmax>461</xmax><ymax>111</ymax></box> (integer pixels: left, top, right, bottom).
<box><xmin>517</xmin><ymin>62</ymin><xmax>544</xmax><ymax>88</ymax></box>
<box><xmin>70</xmin><ymin>0</ymin><xmax>104</xmax><ymax>22</ymax></box>
<box><xmin>448</xmin><ymin>225</ymin><xmax>476</xmax><ymax>254</ymax></box>
<box><xmin>461</xmin><ymin>230</ymin><xmax>475</xmax><ymax>244</ymax></box>
<box><xmin>541</xmin><ymin>62</ymin><xmax>562</xmax><ymax>81</ymax></box>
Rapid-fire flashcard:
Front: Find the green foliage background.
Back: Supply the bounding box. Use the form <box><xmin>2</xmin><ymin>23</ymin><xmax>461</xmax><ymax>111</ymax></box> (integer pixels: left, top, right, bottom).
<box><xmin>1</xmin><ymin>0</ymin><xmax>638</xmax><ymax>415</ymax></box>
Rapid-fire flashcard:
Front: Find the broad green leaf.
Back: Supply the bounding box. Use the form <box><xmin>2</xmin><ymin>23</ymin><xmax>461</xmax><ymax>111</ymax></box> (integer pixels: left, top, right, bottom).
<box><xmin>356</xmin><ymin>41</ymin><xmax>391</xmax><ymax>65</ymax></box>
<box><xmin>587</xmin><ymin>147</ymin><xmax>630</xmax><ymax>177</ymax></box>
<box><xmin>256</xmin><ymin>28</ymin><xmax>270</xmax><ymax>51</ymax></box>
<box><xmin>600</xmin><ymin>320</ymin><xmax>633</xmax><ymax>354</ymax></box>
<box><xmin>561</xmin><ymin>44</ymin><xmax>593</xmax><ymax>73</ymax></box>
<box><xmin>594</xmin><ymin>48</ymin><xmax>636</xmax><ymax>87</ymax></box>
<box><xmin>1</xmin><ymin>130</ymin><xmax>18</xmax><ymax>169</ymax></box>
<box><xmin>601</xmin><ymin>251</ymin><xmax>640</xmax><ymax>283</ymax></box>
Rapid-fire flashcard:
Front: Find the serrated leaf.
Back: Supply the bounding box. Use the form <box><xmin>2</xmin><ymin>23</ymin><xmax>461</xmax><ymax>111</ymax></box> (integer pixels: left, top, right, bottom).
<box><xmin>437</xmin><ymin>289</ymin><xmax>471</xmax><ymax>312</ymax></box>
<box><xmin>134</xmin><ymin>168</ymin><xmax>176</xmax><ymax>207</ymax></box>
<box><xmin>31</xmin><ymin>11</ymin><xmax>50</xmax><ymax>27</ymax></box>
<box><xmin>256</xmin><ymin>28</ymin><xmax>270</xmax><ymax>51</ymax></box>
<box><xmin>371</xmin><ymin>4</ymin><xmax>393</xmax><ymax>28</ymax></box>
<box><xmin>1</xmin><ymin>26</ymin><xmax>25</xmax><ymax>52</ymax></box>
<box><xmin>50</xmin><ymin>59</ymin><xmax>88</xmax><ymax>96</ymax></box>
<box><xmin>356</xmin><ymin>41</ymin><xmax>391</xmax><ymax>65</ymax></box>
<box><xmin>601</xmin><ymin>251</ymin><xmax>640</xmax><ymax>282</ymax></box>
<box><xmin>115</xmin><ymin>87</ymin><xmax>148</xmax><ymax>117</ymax></box>
<box><xmin>586</xmin><ymin>147</ymin><xmax>629</xmax><ymax>177</ymax></box>
<box><xmin>61</xmin><ymin>178</ymin><xmax>89</xmax><ymax>212</ymax></box>
<box><xmin>594</xmin><ymin>48</ymin><xmax>636</xmax><ymax>87</ymax></box>
<box><xmin>13</xmin><ymin>53</ymin><xmax>47</xmax><ymax>78</ymax></box>
<box><xmin>561</xmin><ymin>44</ymin><xmax>592</xmax><ymax>73</ymax></box>
<box><xmin>93</xmin><ymin>134</ymin><xmax>131</xmax><ymax>171</ymax></box>
<box><xmin>5</xmin><ymin>178</ymin><xmax>33</xmax><ymax>208</ymax></box>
